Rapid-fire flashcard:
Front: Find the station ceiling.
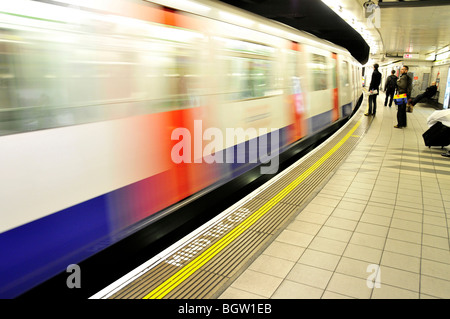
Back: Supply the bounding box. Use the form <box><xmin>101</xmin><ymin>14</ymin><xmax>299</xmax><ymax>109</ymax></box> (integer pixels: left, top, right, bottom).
<box><xmin>372</xmin><ymin>0</ymin><xmax>450</xmax><ymax>63</ymax></box>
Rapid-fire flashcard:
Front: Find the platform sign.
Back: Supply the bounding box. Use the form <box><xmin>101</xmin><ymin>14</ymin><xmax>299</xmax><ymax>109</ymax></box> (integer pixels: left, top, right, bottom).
<box><xmin>403</xmin><ymin>53</ymin><xmax>419</xmax><ymax>59</ymax></box>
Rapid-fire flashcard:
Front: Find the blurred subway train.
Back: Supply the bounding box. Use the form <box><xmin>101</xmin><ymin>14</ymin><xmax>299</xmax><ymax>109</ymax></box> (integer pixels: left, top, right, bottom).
<box><xmin>0</xmin><ymin>0</ymin><xmax>362</xmax><ymax>298</ymax></box>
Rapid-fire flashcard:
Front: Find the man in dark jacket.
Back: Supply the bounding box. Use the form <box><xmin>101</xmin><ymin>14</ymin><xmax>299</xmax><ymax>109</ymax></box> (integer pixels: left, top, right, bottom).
<box><xmin>365</xmin><ymin>63</ymin><xmax>381</xmax><ymax>116</ymax></box>
<box><xmin>384</xmin><ymin>70</ymin><xmax>398</xmax><ymax>107</ymax></box>
<box><xmin>394</xmin><ymin>65</ymin><xmax>411</xmax><ymax>128</ymax></box>
<box><xmin>411</xmin><ymin>82</ymin><xmax>438</xmax><ymax>106</ymax></box>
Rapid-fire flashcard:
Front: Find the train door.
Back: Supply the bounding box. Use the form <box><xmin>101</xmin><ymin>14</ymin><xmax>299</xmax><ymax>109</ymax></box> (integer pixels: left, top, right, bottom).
<box><xmin>305</xmin><ymin>47</ymin><xmax>334</xmax><ymax>133</ymax></box>
<box><xmin>287</xmin><ymin>41</ymin><xmax>306</xmax><ymax>141</ymax></box>
<box><xmin>331</xmin><ymin>53</ymin><xmax>339</xmax><ymax>121</ymax></box>
<box><xmin>338</xmin><ymin>57</ymin><xmax>352</xmax><ymax>117</ymax></box>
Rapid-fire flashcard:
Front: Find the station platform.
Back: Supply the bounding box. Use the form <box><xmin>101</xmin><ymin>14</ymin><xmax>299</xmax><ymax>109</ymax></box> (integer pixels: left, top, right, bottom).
<box><xmin>91</xmin><ymin>93</ymin><xmax>450</xmax><ymax>300</ymax></box>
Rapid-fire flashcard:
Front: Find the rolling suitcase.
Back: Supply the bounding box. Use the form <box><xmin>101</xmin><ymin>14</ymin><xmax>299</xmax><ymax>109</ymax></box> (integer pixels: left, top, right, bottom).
<box><xmin>422</xmin><ymin>121</ymin><xmax>450</xmax><ymax>148</ymax></box>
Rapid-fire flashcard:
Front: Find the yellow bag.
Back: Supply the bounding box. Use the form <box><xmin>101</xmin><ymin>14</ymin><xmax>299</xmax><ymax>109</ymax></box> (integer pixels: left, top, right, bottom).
<box><xmin>394</xmin><ymin>93</ymin><xmax>407</xmax><ymax>105</ymax></box>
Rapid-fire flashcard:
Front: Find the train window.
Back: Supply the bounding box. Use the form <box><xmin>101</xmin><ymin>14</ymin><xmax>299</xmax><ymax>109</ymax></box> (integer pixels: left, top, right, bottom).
<box><xmin>341</xmin><ymin>61</ymin><xmax>350</xmax><ymax>86</ymax></box>
<box><xmin>310</xmin><ymin>54</ymin><xmax>328</xmax><ymax>91</ymax></box>
<box><xmin>0</xmin><ymin>27</ymin><xmax>75</xmax><ymax>135</ymax></box>
<box><xmin>217</xmin><ymin>38</ymin><xmax>275</xmax><ymax>101</ymax></box>
<box><xmin>248</xmin><ymin>58</ymin><xmax>273</xmax><ymax>98</ymax></box>
<box><xmin>287</xmin><ymin>50</ymin><xmax>304</xmax><ymax>96</ymax></box>
<box><xmin>147</xmin><ymin>26</ymin><xmax>207</xmax><ymax>109</ymax></box>
<box><xmin>222</xmin><ymin>56</ymin><xmax>274</xmax><ymax>100</ymax></box>
<box><xmin>0</xmin><ymin>11</ymin><xmax>210</xmax><ymax>136</ymax></box>
<box><xmin>0</xmin><ymin>37</ymin><xmax>19</xmax><ymax>110</ymax></box>
<box><xmin>148</xmin><ymin>42</ymin><xmax>205</xmax><ymax>110</ymax></box>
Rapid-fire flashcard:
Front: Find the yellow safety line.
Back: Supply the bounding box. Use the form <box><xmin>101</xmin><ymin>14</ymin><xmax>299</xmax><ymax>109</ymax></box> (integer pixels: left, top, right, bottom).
<box><xmin>143</xmin><ymin>120</ymin><xmax>361</xmax><ymax>299</ymax></box>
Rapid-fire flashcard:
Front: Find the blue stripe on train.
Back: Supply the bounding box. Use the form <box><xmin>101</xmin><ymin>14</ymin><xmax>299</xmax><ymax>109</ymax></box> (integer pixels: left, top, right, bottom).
<box><xmin>225</xmin><ymin>127</ymin><xmax>288</xmax><ymax>179</ymax></box>
<box><xmin>342</xmin><ymin>102</ymin><xmax>353</xmax><ymax>117</ymax></box>
<box><xmin>0</xmin><ymin>196</ymin><xmax>110</xmax><ymax>298</ymax></box>
<box><xmin>309</xmin><ymin>110</ymin><xmax>332</xmax><ymax>134</ymax></box>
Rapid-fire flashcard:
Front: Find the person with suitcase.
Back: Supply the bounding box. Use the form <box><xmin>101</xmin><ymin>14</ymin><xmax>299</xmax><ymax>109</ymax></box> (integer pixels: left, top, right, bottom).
<box><xmin>423</xmin><ymin>109</ymin><xmax>450</xmax><ymax>149</ymax></box>
<box><xmin>427</xmin><ymin>109</ymin><xmax>450</xmax><ymax>128</ymax></box>
<box><xmin>422</xmin><ymin>121</ymin><xmax>450</xmax><ymax>148</ymax></box>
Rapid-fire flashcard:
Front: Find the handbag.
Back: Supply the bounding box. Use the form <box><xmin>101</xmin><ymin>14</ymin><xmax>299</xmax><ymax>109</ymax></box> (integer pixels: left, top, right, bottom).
<box><xmin>393</xmin><ymin>93</ymin><xmax>407</xmax><ymax>105</ymax></box>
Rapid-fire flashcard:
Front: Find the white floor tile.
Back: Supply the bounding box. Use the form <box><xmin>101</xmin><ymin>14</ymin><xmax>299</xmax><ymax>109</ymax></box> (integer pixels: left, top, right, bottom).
<box><xmin>222</xmin><ymin>104</ymin><xmax>450</xmax><ymax>300</ymax></box>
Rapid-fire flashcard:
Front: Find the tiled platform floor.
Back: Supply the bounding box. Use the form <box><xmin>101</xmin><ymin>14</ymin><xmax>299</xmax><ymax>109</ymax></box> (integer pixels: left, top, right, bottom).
<box><xmin>218</xmin><ymin>95</ymin><xmax>450</xmax><ymax>299</ymax></box>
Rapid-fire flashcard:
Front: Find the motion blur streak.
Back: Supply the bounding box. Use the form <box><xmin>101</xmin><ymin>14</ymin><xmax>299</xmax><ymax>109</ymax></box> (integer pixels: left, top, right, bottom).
<box><xmin>0</xmin><ymin>0</ymin><xmax>362</xmax><ymax>298</ymax></box>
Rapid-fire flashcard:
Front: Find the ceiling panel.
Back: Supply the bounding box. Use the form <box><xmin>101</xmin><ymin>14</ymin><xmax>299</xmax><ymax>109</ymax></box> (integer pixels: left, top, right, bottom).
<box><xmin>356</xmin><ymin>0</ymin><xmax>450</xmax><ymax>63</ymax></box>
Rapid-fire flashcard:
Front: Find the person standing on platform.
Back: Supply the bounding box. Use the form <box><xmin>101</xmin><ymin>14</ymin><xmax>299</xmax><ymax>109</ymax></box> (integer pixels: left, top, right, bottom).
<box><xmin>384</xmin><ymin>70</ymin><xmax>398</xmax><ymax>107</ymax></box>
<box><xmin>394</xmin><ymin>65</ymin><xmax>411</xmax><ymax>128</ymax></box>
<box><xmin>365</xmin><ymin>63</ymin><xmax>381</xmax><ymax>116</ymax></box>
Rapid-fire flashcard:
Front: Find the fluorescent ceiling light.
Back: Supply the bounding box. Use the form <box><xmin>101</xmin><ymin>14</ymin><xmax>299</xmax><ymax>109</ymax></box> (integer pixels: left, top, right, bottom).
<box><xmin>426</xmin><ymin>53</ymin><xmax>436</xmax><ymax>61</ymax></box>
<box><xmin>437</xmin><ymin>46</ymin><xmax>450</xmax><ymax>54</ymax></box>
<box><xmin>437</xmin><ymin>51</ymin><xmax>450</xmax><ymax>61</ymax></box>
